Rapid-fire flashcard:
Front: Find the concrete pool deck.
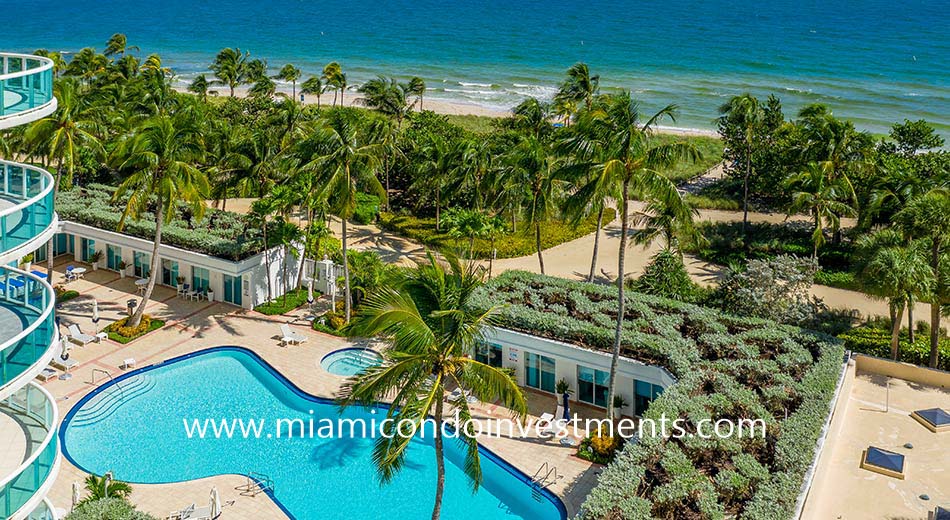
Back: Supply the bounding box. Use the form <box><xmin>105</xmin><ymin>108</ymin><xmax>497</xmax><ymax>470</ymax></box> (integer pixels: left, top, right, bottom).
<box><xmin>37</xmin><ymin>260</ymin><xmax>600</xmax><ymax>518</ymax></box>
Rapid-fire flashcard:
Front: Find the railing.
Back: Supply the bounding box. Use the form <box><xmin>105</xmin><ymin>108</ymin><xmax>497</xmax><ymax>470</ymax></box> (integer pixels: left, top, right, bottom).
<box><xmin>23</xmin><ymin>498</ymin><xmax>55</xmax><ymax>520</ymax></box>
<box><xmin>0</xmin><ymin>266</ymin><xmax>56</xmax><ymax>392</ymax></box>
<box><xmin>0</xmin><ymin>53</ymin><xmax>54</xmax><ymax>120</ymax></box>
<box><xmin>0</xmin><ymin>383</ymin><xmax>59</xmax><ymax>519</ymax></box>
<box><xmin>0</xmin><ymin>160</ymin><xmax>55</xmax><ymax>256</ymax></box>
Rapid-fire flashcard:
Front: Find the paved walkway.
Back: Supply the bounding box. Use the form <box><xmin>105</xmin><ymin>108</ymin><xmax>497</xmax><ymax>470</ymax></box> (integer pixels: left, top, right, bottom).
<box><xmin>40</xmin><ymin>260</ymin><xmax>600</xmax><ymax>518</ymax></box>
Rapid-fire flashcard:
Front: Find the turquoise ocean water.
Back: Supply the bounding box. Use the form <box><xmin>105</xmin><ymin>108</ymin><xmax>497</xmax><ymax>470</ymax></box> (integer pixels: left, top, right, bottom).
<box><xmin>5</xmin><ymin>0</ymin><xmax>949</xmax><ymax>134</ymax></box>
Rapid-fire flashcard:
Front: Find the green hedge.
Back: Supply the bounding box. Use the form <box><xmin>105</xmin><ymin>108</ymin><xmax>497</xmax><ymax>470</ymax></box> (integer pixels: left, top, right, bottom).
<box><xmin>254</xmin><ymin>288</ymin><xmax>310</xmax><ymax>315</ymax></box>
<box><xmin>470</xmin><ymin>271</ymin><xmax>843</xmax><ymax>519</ymax></box>
<box><xmin>838</xmin><ymin>326</ymin><xmax>949</xmax><ymax>370</ymax></box>
<box><xmin>378</xmin><ymin>208</ymin><xmax>616</xmax><ymax>260</ymax></box>
<box><xmin>106</xmin><ymin>317</ymin><xmax>165</xmax><ymax>344</ymax></box>
<box><xmin>65</xmin><ymin>498</ymin><xmax>158</xmax><ymax>520</ymax></box>
<box><xmin>352</xmin><ymin>193</ymin><xmax>380</xmax><ymax>225</ymax></box>
<box><xmin>57</xmin><ymin>184</ymin><xmax>269</xmax><ymax>261</ymax></box>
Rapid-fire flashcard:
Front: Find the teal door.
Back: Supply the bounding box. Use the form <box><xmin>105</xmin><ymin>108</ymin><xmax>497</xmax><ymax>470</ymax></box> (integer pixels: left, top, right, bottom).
<box><xmin>161</xmin><ymin>259</ymin><xmax>179</xmax><ymax>286</ymax></box>
<box><xmin>106</xmin><ymin>245</ymin><xmax>122</xmax><ymax>271</ymax></box>
<box><xmin>134</xmin><ymin>251</ymin><xmax>151</xmax><ymax>278</ymax></box>
<box><xmin>81</xmin><ymin>238</ymin><xmax>95</xmax><ymax>262</ymax></box>
<box><xmin>223</xmin><ymin>274</ymin><xmax>242</xmax><ymax>306</ymax></box>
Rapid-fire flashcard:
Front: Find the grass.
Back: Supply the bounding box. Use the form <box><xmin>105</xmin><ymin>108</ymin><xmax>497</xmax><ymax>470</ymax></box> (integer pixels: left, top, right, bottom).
<box><xmin>254</xmin><ymin>287</ymin><xmax>310</xmax><ymax>315</ymax></box>
<box><xmin>443</xmin><ymin>113</ymin><xmax>499</xmax><ymax>134</ymax></box>
<box><xmin>106</xmin><ymin>317</ymin><xmax>165</xmax><ymax>344</ymax></box>
<box><xmin>378</xmin><ymin>208</ymin><xmax>616</xmax><ymax>259</ymax></box>
<box><xmin>684</xmin><ymin>193</ymin><xmax>741</xmax><ymax>210</ymax></box>
<box><xmin>653</xmin><ymin>134</ymin><xmax>724</xmax><ymax>183</ymax></box>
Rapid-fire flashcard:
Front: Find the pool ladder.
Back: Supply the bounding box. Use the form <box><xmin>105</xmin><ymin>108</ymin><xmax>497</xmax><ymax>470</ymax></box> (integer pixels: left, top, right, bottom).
<box><xmin>237</xmin><ymin>471</ymin><xmax>275</xmax><ymax>497</ymax></box>
<box><xmin>528</xmin><ymin>462</ymin><xmax>559</xmax><ymax>502</ymax></box>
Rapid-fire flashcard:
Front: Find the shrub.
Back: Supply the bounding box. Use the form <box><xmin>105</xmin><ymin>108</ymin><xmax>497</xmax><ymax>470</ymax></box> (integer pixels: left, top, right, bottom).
<box><xmin>55</xmin><ymin>286</ymin><xmax>80</xmax><ymax>303</ymax></box>
<box><xmin>838</xmin><ymin>325</ymin><xmax>950</xmax><ymax>370</ymax></box>
<box><xmin>106</xmin><ymin>316</ymin><xmax>164</xmax><ymax>343</ymax></box>
<box><xmin>714</xmin><ymin>255</ymin><xmax>827</xmax><ymax>327</ymax></box>
<box><xmin>352</xmin><ymin>193</ymin><xmax>380</xmax><ymax>225</ymax></box>
<box><xmin>65</xmin><ymin>498</ymin><xmax>158</xmax><ymax>520</ymax></box>
<box><xmin>683</xmin><ymin>193</ymin><xmax>741</xmax><ymax>210</ymax></box>
<box><xmin>578</xmin><ymin>426</ymin><xmax>624</xmax><ymax>464</ymax></box>
<box><xmin>628</xmin><ymin>249</ymin><xmax>709</xmax><ymax>303</ymax></box>
<box><xmin>254</xmin><ymin>288</ymin><xmax>310</xmax><ymax>316</ymax></box>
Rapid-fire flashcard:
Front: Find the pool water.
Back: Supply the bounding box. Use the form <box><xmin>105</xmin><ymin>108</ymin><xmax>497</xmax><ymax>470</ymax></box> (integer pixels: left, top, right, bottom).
<box><xmin>60</xmin><ymin>348</ymin><xmax>565</xmax><ymax>520</ymax></box>
<box><xmin>321</xmin><ymin>348</ymin><xmax>383</xmax><ymax>376</ymax></box>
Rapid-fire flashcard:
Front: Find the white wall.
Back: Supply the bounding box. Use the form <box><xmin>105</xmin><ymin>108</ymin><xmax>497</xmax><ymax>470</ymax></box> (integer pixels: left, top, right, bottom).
<box><xmin>484</xmin><ymin>328</ymin><xmax>676</xmax><ymax>417</ymax></box>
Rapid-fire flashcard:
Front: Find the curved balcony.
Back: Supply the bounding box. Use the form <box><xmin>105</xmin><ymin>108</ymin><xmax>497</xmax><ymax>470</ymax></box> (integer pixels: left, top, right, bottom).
<box><xmin>0</xmin><ymin>267</ymin><xmax>57</xmax><ymax>400</ymax></box>
<box><xmin>0</xmin><ymin>54</ymin><xmax>56</xmax><ymax>130</ymax></box>
<box><xmin>0</xmin><ymin>161</ymin><xmax>57</xmax><ymax>265</ymax></box>
<box><xmin>0</xmin><ymin>383</ymin><xmax>60</xmax><ymax>519</ymax></box>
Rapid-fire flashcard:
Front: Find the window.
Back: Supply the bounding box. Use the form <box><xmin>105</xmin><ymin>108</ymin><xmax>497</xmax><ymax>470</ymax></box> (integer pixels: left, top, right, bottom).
<box><xmin>192</xmin><ymin>266</ymin><xmax>210</xmax><ymax>292</ymax></box>
<box><xmin>223</xmin><ymin>274</ymin><xmax>242</xmax><ymax>306</ymax></box>
<box><xmin>474</xmin><ymin>342</ymin><xmax>503</xmax><ymax>368</ymax></box>
<box><xmin>634</xmin><ymin>380</ymin><xmax>664</xmax><ymax>416</ymax></box>
<box><xmin>161</xmin><ymin>259</ymin><xmax>179</xmax><ymax>286</ymax></box>
<box><xmin>133</xmin><ymin>251</ymin><xmax>151</xmax><ymax>278</ymax></box>
<box><xmin>524</xmin><ymin>352</ymin><xmax>556</xmax><ymax>393</ymax></box>
<box><xmin>80</xmin><ymin>238</ymin><xmax>95</xmax><ymax>262</ymax></box>
<box><xmin>54</xmin><ymin>233</ymin><xmax>73</xmax><ymax>256</ymax></box>
<box><xmin>577</xmin><ymin>366</ymin><xmax>610</xmax><ymax>407</ymax></box>
<box><xmin>106</xmin><ymin>245</ymin><xmax>122</xmax><ymax>271</ymax></box>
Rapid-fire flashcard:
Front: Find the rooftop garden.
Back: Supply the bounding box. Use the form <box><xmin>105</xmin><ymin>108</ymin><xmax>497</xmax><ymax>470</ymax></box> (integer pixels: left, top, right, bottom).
<box><xmin>470</xmin><ymin>270</ymin><xmax>844</xmax><ymax>520</ymax></box>
<box><xmin>56</xmin><ymin>183</ymin><xmax>269</xmax><ymax>261</ymax></box>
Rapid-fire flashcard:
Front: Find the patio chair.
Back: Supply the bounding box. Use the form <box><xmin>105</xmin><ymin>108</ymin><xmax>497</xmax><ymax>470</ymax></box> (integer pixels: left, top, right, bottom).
<box><xmin>167</xmin><ymin>503</ymin><xmax>212</xmax><ymax>520</ymax></box>
<box><xmin>177</xmin><ymin>283</ymin><xmax>189</xmax><ymax>297</ymax></box>
<box><xmin>51</xmin><ymin>357</ymin><xmax>78</xmax><ymax>373</ymax></box>
<box><xmin>36</xmin><ymin>366</ymin><xmax>58</xmax><ymax>382</ymax></box>
<box><xmin>67</xmin><ymin>324</ymin><xmax>96</xmax><ymax>346</ymax></box>
<box><xmin>280</xmin><ymin>324</ymin><xmax>307</xmax><ymax>346</ymax></box>
<box><xmin>537</xmin><ymin>412</ymin><xmax>559</xmax><ymax>438</ymax></box>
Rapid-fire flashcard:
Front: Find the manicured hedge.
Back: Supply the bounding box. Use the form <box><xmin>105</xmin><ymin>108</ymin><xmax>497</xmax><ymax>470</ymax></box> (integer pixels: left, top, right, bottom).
<box><xmin>254</xmin><ymin>288</ymin><xmax>310</xmax><ymax>315</ymax></box>
<box><xmin>106</xmin><ymin>316</ymin><xmax>165</xmax><ymax>344</ymax></box>
<box><xmin>838</xmin><ymin>325</ymin><xmax>949</xmax><ymax>370</ymax></box>
<box><xmin>469</xmin><ymin>271</ymin><xmax>844</xmax><ymax>520</ymax></box>
<box><xmin>378</xmin><ymin>208</ymin><xmax>616</xmax><ymax>260</ymax></box>
<box><xmin>57</xmin><ymin>184</ymin><xmax>270</xmax><ymax>261</ymax></box>
<box><xmin>65</xmin><ymin>498</ymin><xmax>157</xmax><ymax>520</ymax></box>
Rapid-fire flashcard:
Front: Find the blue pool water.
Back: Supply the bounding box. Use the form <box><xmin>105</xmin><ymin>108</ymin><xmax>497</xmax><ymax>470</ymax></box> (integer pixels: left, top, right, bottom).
<box><xmin>4</xmin><ymin>0</ymin><xmax>948</xmax><ymax>135</ymax></box>
<box><xmin>60</xmin><ymin>347</ymin><xmax>565</xmax><ymax>520</ymax></box>
<box><xmin>321</xmin><ymin>348</ymin><xmax>383</xmax><ymax>376</ymax></box>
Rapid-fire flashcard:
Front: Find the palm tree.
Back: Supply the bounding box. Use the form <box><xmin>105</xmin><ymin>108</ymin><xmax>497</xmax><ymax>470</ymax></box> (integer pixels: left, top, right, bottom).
<box><xmin>555</xmin><ymin>62</ymin><xmax>599</xmax><ymax>115</ymax></box>
<box><xmin>442</xmin><ymin>207</ymin><xmax>490</xmax><ymax>258</ymax></box>
<box><xmin>301</xmin><ymin>76</ymin><xmax>325</xmax><ymax>107</ymax></box>
<box><xmin>249</xmin><ymin>76</ymin><xmax>277</xmax><ymax>99</ymax></box>
<box><xmin>631</xmin><ymin>197</ymin><xmax>704</xmax><ymax>254</ymax></box>
<box><xmin>565</xmin><ymin>92</ymin><xmax>698</xmax><ymax>419</ymax></box>
<box><xmin>275</xmin><ymin>64</ymin><xmax>302</xmax><ymax>99</ymax></box>
<box><xmin>204</xmin><ymin>121</ymin><xmax>250</xmax><ymax>211</ymax></box>
<box><xmin>249</xmin><ymin>198</ymin><xmax>277</xmax><ymax>302</ymax></box>
<box><xmin>104</xmin><ymin>33</ymin><xmax>139</xmax><ymax>58</ymax></box>
<box><xmin>785</xmin><ymin>162</ymin><xmax>857</xmax><ymax>258</ymax></box>
<box><xmin>77</xmin><ymin>473</ymin><xmax>133</xmax><ymax>507</ymax></box>
<box><xmin>411</xmin><ymin>134</ymin><xmax>456</xmax><ymax>232</ymax></box>
<box><xmin>718</xmin><ymin>94</ymin><xmax>764</xmax><ymax>236</ymax></box>
<box><xmin>483</xmin><ymin>215</ymin><xmax>507</xmax><ymax>279</ymax></box>
<box><xmin>511</xmin><ymin>98</ymin><xmax>552</xmax><ymax>140</ymax></box>
<box><xmin>407</xmin><ymin>76</ymin><xmax>426</xmax><ymax>110</ymax></box>
<box><xmin>322</xmin><ymin>62</ymin><xmax>346</xmax><ymax>107</ymax></box>
<box><xmin>339</xmin><ymin>253</ymin><xmax>527</xmax><ymax>520</ymax></box>
<box><xmin>856</xmin><ymin>229</ymin><xmax>933</xmax><ymax>359</ymax></box>
<box><xmin>895</xmin><ymin>189</ymin><xmax>950</xmax><ymax>368</ymax></box>
<box><xmin>209</xmin><ymin>48</ymin><xmax>250</xmax><ymax>97</ymax></box>
<box><xmin>300</xmin><ymin>109</ymin><xmax>384</xmax><ymax>321</ymax></box>
<box><xmin>356</xmin><ymin>76</ymin><xmax>411</xmax><ymax>127</ymax></box>
<box><xmin>111</xmin><ymin>114</ymin><xmax>209</xmax><ymax>328</ymax></box>
<box><xmin>188</xmin><ymin>74</ymin><xmax>210</xmax><ymax>102</ymax></box>
<box><xmin>505</xmin><ymin>136</ymin><xmax>559</xmax><ymax>274</ymax></box>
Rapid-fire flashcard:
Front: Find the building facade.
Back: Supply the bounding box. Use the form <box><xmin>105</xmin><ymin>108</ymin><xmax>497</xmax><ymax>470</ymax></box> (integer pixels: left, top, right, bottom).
<box><xmin>0</xmin><ymin>52</ymin><xmax>61</xmax><ymax>520</ymax></box>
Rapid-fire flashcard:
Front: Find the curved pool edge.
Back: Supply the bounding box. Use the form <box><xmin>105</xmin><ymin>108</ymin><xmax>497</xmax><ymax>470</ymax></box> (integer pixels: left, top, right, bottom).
<box><xmin>58</xmin><ymin>345</ymin><xmax>569</xmax><ymax>520</ymax></box>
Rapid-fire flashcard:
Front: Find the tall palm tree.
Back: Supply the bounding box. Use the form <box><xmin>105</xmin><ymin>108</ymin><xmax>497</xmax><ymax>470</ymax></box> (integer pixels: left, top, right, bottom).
<box><xmin>895</xmin><ymin>189</ymin><xmax>950</xmax><ymax>368</ymax></box>
<box><xmin>204</xmin><ymin>121</ymin><xmax>250</xmax><ymax>211</ymax></box>
<box><xmin>785</xmin><ymin>162</ymin><xmax>857</xmax><ymax>258</ymax></box>
<box><xmin>339</xmin><ymin>253</ymin><xmax>527</xmax><ymax>520</ymax></box>
<box><xmin>631</xmin><ymin>197</ymin><xmax>704</xmax><ymax>254</ymax></box>
<box><xmin>322</xmin><ymin>62</ymin><xmax>346</xmax><ymax>107</ymax></box>
<box><xmin>209</xmin><ymin>48</ymin><xmax>250</xmax><ymax>97</ymax></box>
<box><xmin>275</xmin><ymin>64</ymin><xmax>302</xmax><ymax>99</ymax></box>
<box><xmin>555</xmin><ymin>62</ymin><xmax>599</xmax><ymax>116</ymax></box>
<box><xmin>718</xmin><ymin>94</ymin><xmax>764</xmax><ymax>236</ymax></box>
<box><xmin>442</xmin><ymin>207</ymin><xmax>490</xmax><ymax>258</ymax></box>
<box><xmin>856</xmin><ymin>229</ymin><xmax>933</xmax><ymax>359</ymax></box>
<box><xmin>566</xmin><ymin>92</ymin><xmax>698</xmax><ymax>419</ymax></box>
<box><xmin>111</xmin><ymin>114</ymin><xmax>209</xmax><ymax>328</ymax></box>
<box><xmin>301</xmin><ymin>76</ymin><xmax>325</xmax><ymax>107</ymax></box>
<box><xmin>104</xmin><ymin>33</ymin><xmax>139</xmax><ymax>58</ymax></box>
<box><xmin>187</xmin><ymin>74</ymin><xmax>210</xmax><ymax>102</ymax></box>
<box><xmin>411</xmin><ymin>134</ymin><xmax>456</xmax><ymax>232</ymax></box>
<box><xmin>300</xmin><ymin>110</ymin><xmax>384</xmax><ymax>321</ymax></box>
<box><xmin>511</xmin><ymin>98</ymin><xmax>552</xmax><ymax>140</ymax></box>
<box><xmin>407</xmin><ymin>76</ymin><xmax>426</xmax><ymax>111</ymax></box>
<box><xmin>249</xmin><ymin>198</ymin><xmax>277</xmax><ymax>302</ymax></box>
<box><xmin>356</xmin><ymin>76</ymin><xmax>411</xmax><ymax>127</ymax></box>
<box><xmin>505</xmin><ymin>136</ymin><xmax>559</xmax><ymax>274</ymax></box>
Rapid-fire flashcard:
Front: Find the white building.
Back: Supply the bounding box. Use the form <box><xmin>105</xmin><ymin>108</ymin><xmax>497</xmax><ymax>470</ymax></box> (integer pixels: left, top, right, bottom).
<box><xmin>0</xmin><ymin>52</ymin><xmax>61</xmax><ymax>520</ymax></box>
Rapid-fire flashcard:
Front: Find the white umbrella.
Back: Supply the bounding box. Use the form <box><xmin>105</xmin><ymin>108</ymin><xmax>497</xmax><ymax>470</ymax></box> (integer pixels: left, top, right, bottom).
<box><xmin>71</xmin><ymin>481</ymin><xmax>80</xmax><ymax>510</ymax></box>
<box><xmin>91</xmin><ymin>299</ymin><xmax>100</xmax><ymax>334</ymax></box>
<box><xmin>307</xmin><ymin>279</ymin><xmax>314</xmax><ymax>305</ymax></box>
<box><xmin>210</xmin><ymin>487</ymin><xmax>221</xmax><ymax>518</ymax></box>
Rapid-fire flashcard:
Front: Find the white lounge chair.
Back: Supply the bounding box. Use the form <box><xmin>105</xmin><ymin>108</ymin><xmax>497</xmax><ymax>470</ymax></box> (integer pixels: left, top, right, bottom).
<box><xmin>67</xmin><ymin>325</ymin><xmax>96</xmax><ymax>346</ymax></box>
<box><xmin>537</xmin><ymin>412</ymin><xmax>558</xmax><ymax>438</ymax></box>
<box><xmin>36</xmin><ymin>366</ymin><xmax>58</xmax><ymax>382</ymax></box>
<box><xmin>280</xmin><ymin>324</ymin><xmax>307</xmax><ymax>346</ymax></box>
<box><xmin>167</xmin><ymin>504</ymin><xmax>212</xmax><ymax>520</ymax></box>
<box><xmin>446</xmin><ymin>388</ymin><xmax>478</xmax><ymax>404</ymax></box>
<box><xmin>51</xmin><ymin>357</ymin><xmax>78</xmax><ymax>373</ymax></box>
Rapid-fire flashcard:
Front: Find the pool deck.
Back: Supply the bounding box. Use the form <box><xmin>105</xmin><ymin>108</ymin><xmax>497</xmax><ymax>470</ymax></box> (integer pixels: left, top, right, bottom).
<box><xmin>38</xmin><ymin>260</ymin><xmax>601</xmax><ymax>518</ymax></box>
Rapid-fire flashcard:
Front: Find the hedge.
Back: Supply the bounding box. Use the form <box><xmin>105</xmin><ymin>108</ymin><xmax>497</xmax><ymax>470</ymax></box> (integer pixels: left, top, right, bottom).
<box><xmin>838</xmin><ymin>325</ymin><xmax>949</xmax><ymax>370</ymax></box>
<box><xmin>57</xmin><ymin>184</ymin><xmax>271</xmax><ymax>261</ymax></box>
<box><xmin>469</xmin><ymin>271</ymin><xmax>844</xmax><ymax>519</ymax></box>
<box><xmin>106</xmin><ymin>316</ymin><xmax>165</xmax><ymax>344</ymax></box>
<box><xmin>65</xmin><ymin>498</ymin><xmax>158</xmax><ymax>520</ymax></box>
<box><xmin>378</xmin><ymin>208</ymin><xmax>616</xmax><ymax>260</ymax></box>
<box><xmin>254</xmin><ymin>288</ymin><xmax>311</xmax><ymax>315</ymax></box>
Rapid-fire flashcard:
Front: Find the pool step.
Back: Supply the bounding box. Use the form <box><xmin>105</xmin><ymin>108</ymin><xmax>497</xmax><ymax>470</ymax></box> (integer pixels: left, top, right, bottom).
<box><xmin>71</xmin><ymin>374</ymin><xmax>156</xmax><ymax>428</ymax></box>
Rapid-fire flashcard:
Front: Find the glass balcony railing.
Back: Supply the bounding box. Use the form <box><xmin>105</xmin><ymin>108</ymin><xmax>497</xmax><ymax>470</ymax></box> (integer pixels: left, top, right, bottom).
<box><xmin>23</xmin><ymin>498</ymin><xmax>55</xmax><ymax>520</ymax></box>
<box><xmin>0</xmin><ymin>160</ymin><xmax>55</xmax><ymax>256</ymax></box>
<box><xmin>0</xmin><ymin>54</ymin><xmax>54</xmax><ymax>120</ymax></box>
<box><xmin>0</xmin><ymin>266</ymin><xmax>55</xmax><ymax>390</ymax></box>
<box><xmin>0</xmin><ymin>383</ymin><xmax>59</xmax><ymax>519</ymax></box>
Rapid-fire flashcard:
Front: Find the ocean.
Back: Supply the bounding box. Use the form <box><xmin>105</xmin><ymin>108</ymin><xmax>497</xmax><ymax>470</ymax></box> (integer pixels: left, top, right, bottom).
<box><xmin>5</xmin><ymin>0</ymin><xmax>949</xmax><ymax>135</ymax></box>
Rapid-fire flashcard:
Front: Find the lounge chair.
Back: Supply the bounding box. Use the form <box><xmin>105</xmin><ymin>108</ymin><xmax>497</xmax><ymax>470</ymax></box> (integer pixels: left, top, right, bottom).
<box><xmin>67</xmin><ymin>324</ymin><xmax>96</xmax><ymax>346</ymax></box>
<box><xmin>446</xmin><ymin>388</ymin><xmax>478</xmax><ymax>404</ymax></box>
<box><xmin>167</xmin><ymin>504</ymin><xmax>212</xmax><ymax>520</ymax></box>
<box><xmin>51</xmin><ymin>357</ymin><xmax>78</xmax><ymax>373</ymax></box>
<box><xmin>36</xmin><ymin>366</ymin><xmax>58</xmax><ymax>382</ymax></box>
<box><xmin>280</xmin><ymin>324</ymin><xmax>307</xmax><ymax>346</ymax></box>
<box><xmin>537</xmin><ymin>412</ymin><xmax>560</xmax><ymax>438</ymax></box>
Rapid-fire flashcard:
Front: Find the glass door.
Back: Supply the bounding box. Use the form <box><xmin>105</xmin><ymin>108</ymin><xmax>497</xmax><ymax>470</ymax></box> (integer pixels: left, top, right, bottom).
<box><xmin>524</xmin><ymin>352</ymin><xmax>556</xmax><ymax>392</ymax></box>
<box><xmin>192</xmin><ymin>266</ymin><xmax>210</xmax><ymax>292</ymax></box>
<box><xmin>223</xmin><ymin>274</ymin><xmax>242</xmax><ymax>306</ymax></box>
<box><xmin>80</xmin><ymin>238</ymin><xmax>95</xmax><ymax>262</ymax></box>
<box><xmin>161</xmin><ymin>259</ymin><xmax>179</xmax><ymax>286</ymax></box>
<box><xmin>133</xmin><ymin>251</ymin><xmax>151</xmax><ymax>278</ymax></box>
<box><xmin>106</xmin><ymin>245</ymin><xmax>122</xmax><ymax>271</ymax></box>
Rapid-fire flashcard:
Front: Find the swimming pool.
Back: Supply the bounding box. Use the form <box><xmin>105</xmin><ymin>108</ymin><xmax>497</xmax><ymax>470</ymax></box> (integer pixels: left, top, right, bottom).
<box><xmin>320</xmin><ymin>347</ymin><xmax>383</xmax><ymax>376</ymax></box>
<box><xmin>60</xmin><ymin>347</ymin><xmax>566</xmax><ymax>520</ymax></box>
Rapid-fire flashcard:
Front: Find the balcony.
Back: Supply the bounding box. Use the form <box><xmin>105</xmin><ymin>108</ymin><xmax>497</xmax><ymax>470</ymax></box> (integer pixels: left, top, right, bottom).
<box><xmin>0</xmin><ymin>161</ymin><xmax>57</xmax><ymax>264</ymax></box>
<box><xmin>0</xmin><ymin>54</ymin><xmax>56</xmax><ymax>130</ymax></box>
<box><xmin>0</xmin><ymin>267</ymin><xmax>56</xmax><ymax>399</ymax></box>
<box><xmin>0</xmin><ymin>383</ymin><xmax>60</xmax><ymax>519</ymax></box>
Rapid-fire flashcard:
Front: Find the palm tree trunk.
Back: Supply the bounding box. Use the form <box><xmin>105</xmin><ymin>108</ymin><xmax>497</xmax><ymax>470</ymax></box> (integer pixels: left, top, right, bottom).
<box><xmin>488</xmin><ymin>238</ymin><xmax>495</xmax><ymax>280</ymax></box>
<box><xmin>742</xmin><ymin>144</ymin><xmax>751</xmax><ymax>238</ymax></box>
<box><xmin>431</xmin><ymin>397</ymin><xmax>446</xmax><ymax>520</ymax></box>
<box><xmin>890</xmin><ymin>302</ymin><xmax>905</xmax><ymax>360</ymax></box>
<box><xmin>130</xmin><ymin>203</ymin><xmax>164</xmax><ymax>328</ymax></box>
<box><xmin>930</xmin><ymin>239</ymin><xmax>942</xmax><ymax>368</ymax></box>
<box><xmin>907</xmin><ymin>300</ymin><xmax>915</xmax><ymax>343</ymax></box>
<box><xmin>435</xmin><ymin>189</ymin><xmax>441</xmax><ymax>232</ymax></box>
<box><xmin>384</xmin><ymin>153</ymin><xmax>390</xmax><ymax>211</ymax></box>
<box><xmin>296</xmin><ymin>208</ymin><xmax>312</xmax><ymax>290</ymax></box>
<box><xmin>606</xmin><ymin>180</ymin><xmax>630</xmax><ymax>421</ymax></box>
<box><xmin>342</xmin><ymin>217</ymin><xmax>351</xmax><ymax>322</ymax></box>
<box><xmin>535</xmin><ymin>222</ymin><xmax>545</xmax><ymax>275</ymax></box>
<box><xmin>588</xmin><ymin>207</ymin><xmax>604</xmax><ymax>282</ymax></box>
<box><xmin>262</xmin><ymin>220</ymin><xmax>273</xmax><ymax>302</ymax></box>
